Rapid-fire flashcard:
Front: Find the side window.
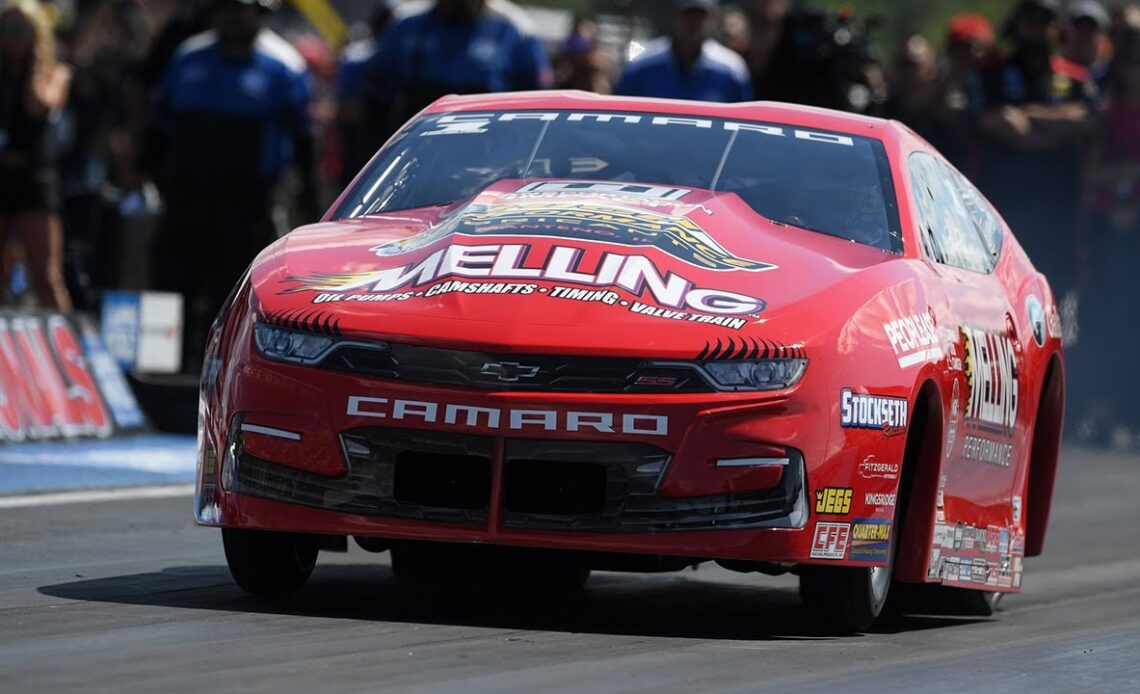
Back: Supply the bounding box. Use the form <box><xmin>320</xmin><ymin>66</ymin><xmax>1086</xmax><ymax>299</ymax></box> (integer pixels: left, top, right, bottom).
<box><xmin>908</xmin><ymin>152</ymin><xmax>994</xmax><ymax>273</ymax></box>
<box><xmin>948</xmin><ymin>167</ymin><xmax>1004</xmax><ymax>261</ymax></box>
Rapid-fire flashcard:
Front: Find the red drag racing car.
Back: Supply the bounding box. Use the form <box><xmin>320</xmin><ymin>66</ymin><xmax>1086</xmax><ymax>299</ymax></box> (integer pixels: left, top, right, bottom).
<box><xmin>197</xmin><ymin>93</ymin><xmax>1065</xmax><ymax>632</ymax></box>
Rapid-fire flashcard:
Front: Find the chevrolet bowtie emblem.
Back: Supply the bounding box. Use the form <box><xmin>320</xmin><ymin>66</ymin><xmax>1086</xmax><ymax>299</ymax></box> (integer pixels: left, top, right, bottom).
<box><xmin>480</xmin><ymin>361</ymin><xmax>540</xmax><ymax>382</ymax></box>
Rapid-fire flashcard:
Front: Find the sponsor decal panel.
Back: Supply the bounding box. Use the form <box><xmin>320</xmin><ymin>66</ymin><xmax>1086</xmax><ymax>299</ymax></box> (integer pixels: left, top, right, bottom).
<box><xmin>810</xmin><ymin>522</ymin><xmax>851</xmax><ymax>560</ymax></box>
<box><xmin>814</xmin><ymin>487</ymin><xmax>853</xmax><ymax>515</ymax></box>
<box><xmin>347</xmin><ymin>397</ymin><xmax>669</xmax><ymax>436</ymax></box>
<box><xmin>858</xmin><ymin>455</ymin><xmax>900</xmax><ymax>481</ymax></box>
<box><xmin>961</xmin><ymin>326</ymin><xmax>1019</xmax><ymax>432</ymax></box>
<box><xmin>849</xmin><ymin>518</ymin><xmax>892</xmax><ymax>561</ymax></box>
<box><xmin>286</xmin><ymin>237</ymin><xmax>769</xmax><ymax>331</ymax></box>
<box><xmin>962</xmin><ymin>434</ymin><xmax>1013</xmax><ymax>468</ymax></box>
<box><xmin>865</xmin><ymin>492</ymin><xmax>896</xmax><ymax>509</ymax></box>
<box><xmin>946</xmin><ymin>379</ymin><xmax>961</xmax><ymax>457</ymax></box>
<box><xmin>0</xmin><ymin>313</ymin><xmax>145</xmax><ymax>442</ymax></box>
<box><xmin>840</xmin><ymin>389</ymin><xmax>908</xmax><ymax>437</ymax></box>
<box><xmin>884</xmin><ymin>312</ymin><xmax>942</xmax><ymax>368</ymax></box>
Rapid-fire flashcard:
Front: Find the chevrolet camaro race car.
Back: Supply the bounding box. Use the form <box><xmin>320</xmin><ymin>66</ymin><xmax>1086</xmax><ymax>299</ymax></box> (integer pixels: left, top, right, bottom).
<box><xmin>196</xmin><ymin>92</ymin><xmax>1065</xmax><ymax>633</ymax></box>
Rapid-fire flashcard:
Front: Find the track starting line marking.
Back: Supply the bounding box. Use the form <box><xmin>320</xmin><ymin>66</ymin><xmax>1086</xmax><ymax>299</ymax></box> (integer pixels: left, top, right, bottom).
<box><xmin>0</xmin><ymin>484</ymin><xmax>194</xmax><ymax>509</ymax></box>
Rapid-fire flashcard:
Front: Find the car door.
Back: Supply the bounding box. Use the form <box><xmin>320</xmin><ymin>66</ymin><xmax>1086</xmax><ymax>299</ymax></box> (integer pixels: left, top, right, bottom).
<box><xmin>908</xmin><ymin>152</ymin><xmax>1024</xmax><ymax>567</ymax></box>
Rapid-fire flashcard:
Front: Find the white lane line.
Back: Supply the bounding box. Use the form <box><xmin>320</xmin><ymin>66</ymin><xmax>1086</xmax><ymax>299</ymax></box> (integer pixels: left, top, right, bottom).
<box><xmin>0</xmin><ymin>484</ymin><xmax>194</xmax><ymax>509</ymax></box>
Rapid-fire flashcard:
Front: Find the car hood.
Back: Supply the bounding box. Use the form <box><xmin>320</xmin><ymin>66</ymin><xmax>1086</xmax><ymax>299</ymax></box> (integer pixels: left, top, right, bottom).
<box><xmin>250</xmin><ymin>180</ymin><xmax>895</xmax><ymax>358</ymax></box>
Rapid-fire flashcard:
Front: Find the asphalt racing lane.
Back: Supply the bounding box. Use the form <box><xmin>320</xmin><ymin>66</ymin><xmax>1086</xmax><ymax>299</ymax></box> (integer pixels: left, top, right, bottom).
<box><xmin>2</xmin><ymin>446</ymin><xmax>1139</xmax><ymax>692</ymax></box>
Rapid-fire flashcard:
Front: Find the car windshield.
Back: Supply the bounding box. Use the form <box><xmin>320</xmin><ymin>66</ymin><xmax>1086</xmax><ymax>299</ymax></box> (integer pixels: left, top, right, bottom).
<box><xmin>334</xmin><ymin>110</ymin><xmax>903</xmax><ymax>253</ymax></box>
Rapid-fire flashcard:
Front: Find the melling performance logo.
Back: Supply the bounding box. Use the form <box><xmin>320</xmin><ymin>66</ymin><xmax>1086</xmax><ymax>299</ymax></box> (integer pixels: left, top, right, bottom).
<box><xmin>284</xmin><ymin>205</ymin><xmax>775</xmax><ymax>329</ymax></box>
<box><xmin>368</xmin><ymin>200</ymin><xmax>776</xmax><ymax>273</ymax></box>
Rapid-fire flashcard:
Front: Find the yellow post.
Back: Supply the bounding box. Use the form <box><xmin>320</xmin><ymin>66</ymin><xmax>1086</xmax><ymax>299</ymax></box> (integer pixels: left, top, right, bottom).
<box><xmin>288</xmin><ymin>0</ymin><xmax>349</xmax><ymax>50</ymax></box>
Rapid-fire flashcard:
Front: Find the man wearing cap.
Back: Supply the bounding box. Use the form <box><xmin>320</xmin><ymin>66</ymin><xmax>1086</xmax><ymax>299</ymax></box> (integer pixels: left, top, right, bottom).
<box><xmin>614</xmin><ymin>0</ymin><xmax>753</xmax><ymax>103</ymax></box>
<box><xmin>149</xmin><ymin>0</ymin><xmax>317</xmax><ymax>371</ymax></box>
<box><xmin>1066</xmin><ymin>0</ymin><xmax>1112</xmax><ymax>88</ymax></box>
<box><xmin>968</xmin><ymin>0</ymin><xmax>1098</xmax><ymax>300</ymax></box>
<box><xmin>335</xmin><ymin>0</ymin><xmax>398</xmax><ymax>186</ymax></box>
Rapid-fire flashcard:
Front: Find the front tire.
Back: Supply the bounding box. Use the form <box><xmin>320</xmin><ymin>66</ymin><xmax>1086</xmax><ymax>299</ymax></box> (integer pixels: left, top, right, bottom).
<box><xmin>800</xmin><ymin>561</ymin><xmax>893</xmax><ymax>633</ymax></box>
<box><xmin>222</xmin><ymin>528</ymin><xmax>319</xmax><ymax>597</ymax></box>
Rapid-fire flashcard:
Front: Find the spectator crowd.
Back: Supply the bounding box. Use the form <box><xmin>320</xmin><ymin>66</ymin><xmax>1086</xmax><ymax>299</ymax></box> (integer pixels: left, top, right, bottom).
<box><xmin>0</xmin><ymin>0</ymin><xmax>1137</xmax><ymax>444</ymax></box>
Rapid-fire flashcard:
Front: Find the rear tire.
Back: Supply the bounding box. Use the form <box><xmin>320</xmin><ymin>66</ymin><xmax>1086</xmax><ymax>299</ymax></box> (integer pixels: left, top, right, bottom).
<box><xmin>222</xmin><ymin>528</ymin><xmax>318</xmax><ymax>597</ymax></box>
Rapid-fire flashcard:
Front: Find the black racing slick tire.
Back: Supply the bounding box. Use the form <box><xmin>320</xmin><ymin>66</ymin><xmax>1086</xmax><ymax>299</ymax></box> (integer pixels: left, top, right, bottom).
<box><xmin>222</xmin><ymin>528</ymin><xmax>319</xmax><ymax>598</ymax></box>
<box><xmin>799</xmin><ymin>562</ymin><xmax>893</xmax><ymax>634</ymax></box>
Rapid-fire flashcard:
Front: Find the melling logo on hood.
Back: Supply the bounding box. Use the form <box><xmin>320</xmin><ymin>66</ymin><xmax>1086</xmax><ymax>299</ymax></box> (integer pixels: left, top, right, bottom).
<box><xmin>369</xmin><ymin>201</ymin><xmax>775</xmax><ymax>273</ymax></box>
<box><xmin>282</xmin><ymin>198</ymin><xmax>776</xmax><ymax>329</ymax></box>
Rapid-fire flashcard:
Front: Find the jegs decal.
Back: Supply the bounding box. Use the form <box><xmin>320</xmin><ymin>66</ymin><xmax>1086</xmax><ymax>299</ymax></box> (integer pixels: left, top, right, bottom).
<box><xmin>814</xmin><ymin>487</ymin><xmax>853</xmax><ymax>515</ymax></box>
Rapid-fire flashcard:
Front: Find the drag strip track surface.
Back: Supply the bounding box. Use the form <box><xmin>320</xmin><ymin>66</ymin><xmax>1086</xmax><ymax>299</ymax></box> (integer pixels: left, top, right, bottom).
<box><xmin>3</xmin><ymin>447</ymin><xmax>1139</xmax><ymax>693</ymax></box>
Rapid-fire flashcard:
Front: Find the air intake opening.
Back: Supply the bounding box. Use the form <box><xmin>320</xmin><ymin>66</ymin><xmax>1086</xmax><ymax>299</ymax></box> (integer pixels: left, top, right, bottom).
<box><xmin>393</xmin><ymin>453</ymin><xmax>491</xmax><ymax>510</ymax></box>
<box><xmin>504</xmin><ymin>460</ymin><xmax>608</xmax><ymax>515</ymax></box>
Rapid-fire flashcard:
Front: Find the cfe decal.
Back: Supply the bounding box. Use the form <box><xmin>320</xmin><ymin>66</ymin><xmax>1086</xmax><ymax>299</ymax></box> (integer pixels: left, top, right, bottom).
<box><xmin>367</xmin><ymin>200</ymin><xmax>775</xmax><ymax>273</ymax></box>
<box><xmin>810</xmin><ymin>522</ymin><xmax>851</xmax><ymax>560</ymax></box>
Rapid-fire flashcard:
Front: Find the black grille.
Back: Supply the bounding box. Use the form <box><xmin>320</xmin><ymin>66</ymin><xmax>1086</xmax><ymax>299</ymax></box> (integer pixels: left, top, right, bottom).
<box><xmin>320</xmin><ymin>343</ymin><xmax>710</xmax><ymax>393</ymax></box>
<box><xmin>235</xmin><ymin>427</ymin><xmax>804</xmax><ymax>532</ymax></box>
<box><xmin>501</xmin><ymin>440</ymin><xmax>805</xmax><ymax>532</ymax></box>
<box><xmin>236</xmin><ymin>428</ymin><xmax>492</xmax><ymax>525</ymax></box>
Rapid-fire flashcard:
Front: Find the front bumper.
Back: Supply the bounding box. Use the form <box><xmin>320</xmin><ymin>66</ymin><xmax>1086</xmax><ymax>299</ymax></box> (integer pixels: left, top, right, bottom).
<box><xmin>198</xmin><ymin>347</ymin><xmax>845</xmax><ymax>564</ymax></box>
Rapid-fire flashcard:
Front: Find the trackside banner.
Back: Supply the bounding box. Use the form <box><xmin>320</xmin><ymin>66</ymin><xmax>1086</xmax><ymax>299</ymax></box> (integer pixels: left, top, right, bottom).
<box><xmin>0</xmin><ymin>312</ymin><xmax>145</xmax><ymax>443</ymax></box>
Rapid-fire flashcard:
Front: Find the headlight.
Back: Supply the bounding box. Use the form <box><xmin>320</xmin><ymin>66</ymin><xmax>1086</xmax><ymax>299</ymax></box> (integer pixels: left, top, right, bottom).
<box><xmin>254</xmin><ymin>323</ymin><xmax>389</xmax><ymax>366</ymax></box>
<box><xmin>658</xmin><ymin>358</ymin><xmax>807</xmax><ymax>392</ymax></box>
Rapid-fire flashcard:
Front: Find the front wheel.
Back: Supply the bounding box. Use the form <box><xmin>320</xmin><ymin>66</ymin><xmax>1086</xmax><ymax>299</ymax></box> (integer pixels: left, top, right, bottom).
<box><xmin>222</xmin><ymin>528</ymin><xmax>319</xmax><ymax>597</ymax></box>
<box><xmin>800</xmin><ymin>562</ymin><xmax>893</xmax><ymax>634</ymax></box>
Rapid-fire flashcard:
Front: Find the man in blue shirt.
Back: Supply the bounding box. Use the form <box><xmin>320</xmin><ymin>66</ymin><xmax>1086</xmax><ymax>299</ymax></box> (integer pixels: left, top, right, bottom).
<box><xmin>336</xmin><ymin>0</ymin><xmax>398</xmax><ymax>186</ymax></box>
<box><xmin>149</xmin><ymin>0</ymin><xmax>316</xmax><ymax>370</ymax></box>
<box><xmin>368</xmin><ymin>0</ymin><xmax>554</xmax><ymax>126</ymax></box>
<box><xmin>615</xmin><ymin>0</ymin><xmax>753</xmax><ymax>103</ymax></box>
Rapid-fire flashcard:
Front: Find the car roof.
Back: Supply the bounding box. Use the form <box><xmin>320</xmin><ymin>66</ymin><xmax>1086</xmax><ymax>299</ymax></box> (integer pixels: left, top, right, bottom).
<box><xmin>423</xmin><ymin>91</ymin><xmax>906</xmax><ymax>146</ymax></box>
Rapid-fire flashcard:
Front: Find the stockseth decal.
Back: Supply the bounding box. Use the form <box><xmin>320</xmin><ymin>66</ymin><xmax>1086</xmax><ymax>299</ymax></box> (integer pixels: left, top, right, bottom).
<box><xmin>840</xmin><ymin>389</ymin><xmax>908</xmax><ymax>437</ymax></box>
<box><xmin>814</xmin><ymin>487</ymin><xmax>853</xmax><ymax>515</ymax></box>
<box><xmin>884</xmin><ymin>312</ymin><xmax>942</xmax><ymax>368</ymax></box>
<box><xmin>810</xmin><ymin>522</ymin><xmax>851</xmax><ymax>560</ymax></box>
<box><xmin>961</xmin><ymin>326</ymin><xmax>1019</xmax><ymax>432</ymax></box>
<box><xmin>849</xmin><ymin>518</ymin><xmax>892</xmax><ymax>561</ymax></box>
<box><xmin>346</xmin><ymin>397</ymin><xmax>668</xmax><ymax>437</ymax></box>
